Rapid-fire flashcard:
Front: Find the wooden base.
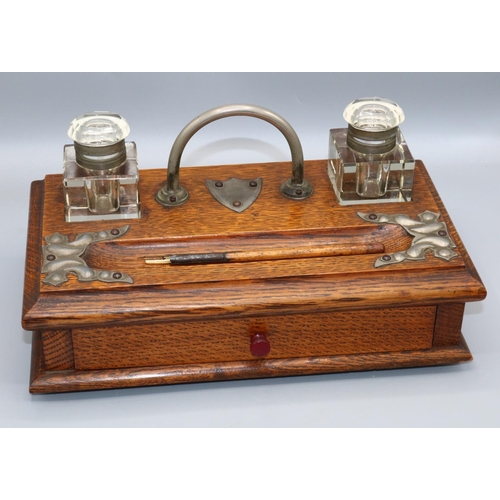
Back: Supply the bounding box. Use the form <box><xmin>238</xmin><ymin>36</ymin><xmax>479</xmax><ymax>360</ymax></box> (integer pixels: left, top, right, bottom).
<box><xmin>29</xmin><ymin>330</ymin><xmax>473</xmax><ymax>393</ymax></box>
<box><xmin>22</xmin><ymin>160</ymin><xmax>486</xmax><ymax>394</ymax></box>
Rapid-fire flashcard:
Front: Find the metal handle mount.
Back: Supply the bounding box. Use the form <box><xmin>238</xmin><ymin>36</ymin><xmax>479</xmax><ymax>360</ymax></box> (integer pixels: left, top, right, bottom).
<box><xmin>155</xmin><ymin>104</ymin><xmax>313</xmax><ymax>207</ymax></box>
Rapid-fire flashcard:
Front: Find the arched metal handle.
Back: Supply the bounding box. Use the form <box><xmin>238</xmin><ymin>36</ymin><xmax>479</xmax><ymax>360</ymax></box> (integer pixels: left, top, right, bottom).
<box><xmin>155</xmin><ymin>104</ymin><xmax>313</xmax><ymax>207</ymax></box>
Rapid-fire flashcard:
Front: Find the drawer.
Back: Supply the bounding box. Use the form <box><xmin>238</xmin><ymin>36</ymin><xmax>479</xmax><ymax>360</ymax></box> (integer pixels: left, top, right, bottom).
<box><xmin>71</xmin><ymin>306</ymin><xmax>436</xmax><ymax>370</ymax></box>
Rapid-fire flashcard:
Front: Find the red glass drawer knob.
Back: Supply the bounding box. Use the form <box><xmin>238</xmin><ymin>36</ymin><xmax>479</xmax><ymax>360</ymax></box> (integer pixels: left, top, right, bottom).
<box><xmin>250</xmin><ymin>333</ymin><xmax>271</xmax><ymax>357</ymax></box>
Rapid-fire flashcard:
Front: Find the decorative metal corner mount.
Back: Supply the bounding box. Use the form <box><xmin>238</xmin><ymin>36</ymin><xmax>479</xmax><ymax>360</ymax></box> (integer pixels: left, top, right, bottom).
<box><xmin>42</xmin><ymin>225</ymin><xmax>133</xmax><ymax>286</ymax></box>
<box><xmin>357</xmin><ymin>210</ymin><xmax>458</xmax><ymax>268</ymax></box>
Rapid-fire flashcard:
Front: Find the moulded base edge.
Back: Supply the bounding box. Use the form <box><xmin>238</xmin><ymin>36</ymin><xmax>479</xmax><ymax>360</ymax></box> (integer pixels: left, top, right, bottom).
<box><xmin>29</xmin><ymin>331</ymin><xmax>473</xmax><ymax>394</ymax></box>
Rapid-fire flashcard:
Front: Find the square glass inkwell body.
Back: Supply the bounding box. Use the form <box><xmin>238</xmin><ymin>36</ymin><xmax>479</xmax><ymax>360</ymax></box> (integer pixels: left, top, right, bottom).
<box><xmin>328</xmin><ymin>97</ymin><xmax>415</xmax><ymax>205</ymax></box>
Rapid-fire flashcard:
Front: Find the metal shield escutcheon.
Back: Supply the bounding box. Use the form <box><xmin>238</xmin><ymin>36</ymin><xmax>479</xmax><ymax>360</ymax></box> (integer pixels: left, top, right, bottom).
<box><xmin>206</xmin><ymin>177</ymin><xmax>262</xmax><ymax>213</ymax></box>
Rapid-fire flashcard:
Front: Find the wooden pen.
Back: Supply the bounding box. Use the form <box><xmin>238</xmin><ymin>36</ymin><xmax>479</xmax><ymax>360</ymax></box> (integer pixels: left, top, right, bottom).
<box><xmin>145</xmin><ymin>241</ymin><xmax>385</xmax><ymax>265</ymax></box>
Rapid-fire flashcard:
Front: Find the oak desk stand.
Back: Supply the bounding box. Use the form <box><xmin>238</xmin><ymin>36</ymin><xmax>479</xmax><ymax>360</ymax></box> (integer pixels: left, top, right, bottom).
<box><xmin>22</xmin><ymin>160</ymin><xmax>486</xmax><ymax>393</ymax></box>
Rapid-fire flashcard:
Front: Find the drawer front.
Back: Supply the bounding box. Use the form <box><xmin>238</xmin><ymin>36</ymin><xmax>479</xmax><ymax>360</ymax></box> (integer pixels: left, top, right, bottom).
<box><xmin>72</xmin><ymin>306</ymin><xmax>436</xmax><ymax>370</ymax></box>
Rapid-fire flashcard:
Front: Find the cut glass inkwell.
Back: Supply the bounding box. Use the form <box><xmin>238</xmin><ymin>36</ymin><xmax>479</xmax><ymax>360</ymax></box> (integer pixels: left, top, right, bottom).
<box><xmin>63</xmin><ymin>111</ymin><xmax>141</xmax><ymax>222</ymax></box>
<box><xmin>328</xmin><ymin>97</ymin><xmax>415</xmax><ymax>205</ymax></box>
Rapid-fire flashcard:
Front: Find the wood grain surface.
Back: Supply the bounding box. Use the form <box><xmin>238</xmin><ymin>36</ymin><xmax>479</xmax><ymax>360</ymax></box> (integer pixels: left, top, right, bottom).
<box><xmin>38</xmin><ymin>160</ymin><xmax>463</xmax><ymax>293</ymax></box>
<box><xmin>433</xmin><ymin>303</ymin><xmax>466</xmax><ymax>347</ymax></box>
<box><xmin>22</xmin><ymin>159</ymin><xmax>486</xmax><ymax>393</ymax></box>
<box><xmin>29</xmin><ymin>332</ymin><xmax>473</xmax><ymax>394</ymax></box>
<box><xmin>41</xmin><ymin>330</ymin><xmax>74</xmax><ymax>370</ymax></box>
<box><xmin>71</xmin><ymin>306</ymin><xmax>436</xmax><ymax>370</ymax></box>
<box><xmin>23</xmin><ymin>181</ymin><xmax>44</xmax><ymax>323</ymax></box>
<box><xmin>22</xmin><ymin>160</ymin><xmax>486</xmax><ymax>331</ymax></box>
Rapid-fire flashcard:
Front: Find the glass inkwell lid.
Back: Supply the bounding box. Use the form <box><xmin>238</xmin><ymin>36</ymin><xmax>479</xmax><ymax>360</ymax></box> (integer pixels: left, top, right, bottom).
<box><xmin>344</xmin><ymin>97</ymin><xmax>405</xmax><ymax>155</ymax></box>
<box><xmin>68</xmin><ymin>112</ymin><xmax>130</xmax><ymax>172</ymax></box>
